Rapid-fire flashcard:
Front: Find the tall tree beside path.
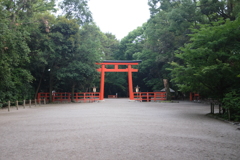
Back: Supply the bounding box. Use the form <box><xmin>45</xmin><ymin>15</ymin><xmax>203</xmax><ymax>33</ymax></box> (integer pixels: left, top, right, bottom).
<box><xmin>0</xmin><ymin>0</ymin><xmax>56</xmax><ymax>102</ymax></box>
<box><xmin>56</xmin><ymin>23</ymin><xmax>103</xmax><ymax>101</ymax></box>
<box><xmin>59</xmin><ymin>0</ymin><xmax>92</xmax><ymax>24</ymax></box>
<box><xmin>170</xmin><ymin>17</ymin><xmax>240</xmax><ymax>101</ymax></box>
<box><xmin>27</xmin><ymin>13</ymin><xmax>57</xmax><ymax>99</ymax></box>
<box><xmin>44</xmin><ymin>17</ymin><xmax>82</xmax><ymax>102</ymax></box>
<box><xmin>136</xmin><ymin>0</ymin><xmax>200</xmax><ymax>91</ymax></box>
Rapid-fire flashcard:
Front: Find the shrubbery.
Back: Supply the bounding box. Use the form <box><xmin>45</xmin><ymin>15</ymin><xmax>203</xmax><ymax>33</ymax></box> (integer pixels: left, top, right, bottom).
<box><xmin>222</xmin><ymin>90</ymin><xmax>240</xmax><ymax>121</ymax></box>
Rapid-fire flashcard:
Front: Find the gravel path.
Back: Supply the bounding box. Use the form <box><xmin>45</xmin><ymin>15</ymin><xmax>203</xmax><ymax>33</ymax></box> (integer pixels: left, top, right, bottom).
<box><xmin>0</xmin><ymin>99</ymin><xmax>240</xmax><ymax>160</ymax></box>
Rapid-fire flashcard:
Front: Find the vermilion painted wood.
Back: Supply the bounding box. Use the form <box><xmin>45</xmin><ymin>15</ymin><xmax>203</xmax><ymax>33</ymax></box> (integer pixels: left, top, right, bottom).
<box><xmin>133</xmin><ymin>92</ymin><xmax>167</xmax><ymax>102</ymax></box>
<box><xmin>97</xmin><ymin>68</ymin><xmax>138</xmax><ymax>72</ymax></box>
<box><xmin>37</xmin><ymin>92</ymin><xmax>166</xmax><ymax>102</ymax></box>
<box><xmin>96</xmin><ymin>62</ymin><xmax>140</xmax><ymax>65</ymax></box>
<box><xmin>96</xmin><ymin>61</ymin><xmax>141</xmax><ymax>100</ymax></box>
<box><xmin>37</xmin><ymin>92</ymin><xmax>100</xmax><ymax>103</ymax></box>
<box><xmin>189</xmin><ymin>92</ymin><xmax>200</xmax><ymax>101</ymax></box>
<box><xmin>100</xmin><ymin>64</ymin><xmax>105</xmax><ymax>100</ymax></box>
<box><xmin>128</xmin><ymin>65</ymin><xmax>134</xmax><ymax>100</ymax></box>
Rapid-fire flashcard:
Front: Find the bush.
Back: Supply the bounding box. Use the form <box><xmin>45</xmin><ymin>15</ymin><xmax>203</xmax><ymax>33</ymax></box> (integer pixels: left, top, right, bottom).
<box><xmin>222</xmin><ymin>90</ymin><xmax>240</xmax><ymax>121</ymax></box>
<box><xmin>0</xmin><ymin>102</ymin><xmax>10</xmax><ymax>108</ymax></box>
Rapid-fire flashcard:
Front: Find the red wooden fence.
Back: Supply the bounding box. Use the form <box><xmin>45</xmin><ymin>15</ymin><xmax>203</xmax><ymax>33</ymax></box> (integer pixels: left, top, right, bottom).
<box><xmin>133</xmin><ymin>92</ymin><xmax>166</xmax><ymax>102</ymax></box>
<box><xmin>37</xmin><ymin>92</ymin><xmax>100</xmax><ymax>103</ymax></box>
<box><xmin>38</xmin><ymin>92</ymin><xmax>166</xmax><ymax>103</ymax></box>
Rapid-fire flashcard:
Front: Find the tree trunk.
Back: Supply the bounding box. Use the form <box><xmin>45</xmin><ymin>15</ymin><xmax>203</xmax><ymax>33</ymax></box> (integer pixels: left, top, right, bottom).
<box><xmin>71</xmin><ymin>83</ymin><xmax>76</xmax><ymax>102</ymax></box>
<box><xmin>163</xmin><ymin>79</ymin><xmax>171</xmax><ymax>101</ymax></box>
<box><xmin>34</xmin><ymin>67</ymin><xmax>45</xmax><ymax>99</ymax></box>
<box><xmin>49</xmin><ymin>72</ymin><xmax>53</xmax><ymax>103</ymax></box>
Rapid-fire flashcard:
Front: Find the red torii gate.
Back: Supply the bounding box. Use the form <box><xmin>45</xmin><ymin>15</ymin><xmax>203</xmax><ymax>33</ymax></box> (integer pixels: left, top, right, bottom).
<box><xmin>96</xmin><ymin>60</ymin><xmax>142</xmax><ymax>100</ymax></box>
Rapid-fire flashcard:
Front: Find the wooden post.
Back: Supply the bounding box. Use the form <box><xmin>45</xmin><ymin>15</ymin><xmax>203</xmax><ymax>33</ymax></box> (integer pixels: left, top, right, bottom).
<box><xmin>100</xmin><ymin>64</ymin><xmax>105</xmax><ymax>100</ymax></box>
<box><xmin>44</xmin><ymin>98</ymin><xmax>46</xmax><ymax>105</ymax></box>
<box><xmin>228</xmin><ymin>109</ymin><xmax>230</xmax><ymax>121</ymax></box>
<box><xmin>163</xmin><ymin>79</ymin><xmax>171</xmax><ymax>101</ymax></box>
<box><xmin>92</xmin><ymin>93</ymin><xmax>93</xmax><ymax>103</ymax></box>
<box><xmin>219</xmin><ymin>104</ymin><xmax>222</xmax><ymax>114</ymax></box>
<box><xmin>83</xmin><ymin>93</ymin><xmax>86</xmax><ymax>103</ymax></box>
<box><xmin>69</xmin><ymin>93</ymin><xmax>71</xmax><ymax>103</ymax></box>
<box><xmin>218</xmin><ymin>104</ymin><xmax>220</xmax><ymax>114</ymax></box>
<box><xmin>128</xmin><ymin>65</ymin><xmax>134</xmax><ymax>100</ymax></box>
<box><xmin>8</xmin><ymin>101</ymin><xmax>10</xmax><ymax>112</ymax></box>
<box><xmin>213</xmin><ymin>103</ymin><xmax>215</xmax><ymax>114</ymax></box>
<box><xmin>35</xmin><ymin>99</ymin><xmax>37</xmax><ymax>106</ymax></box>
<box><xmin>23</xmin><ymin>100</ymin><xmax>25</xmax><ymax>109</ymax></box>
<box><xmin>16</xmin><ymin>101</ymin><xmax>18</xmax><ymax>110</ymax></box>
<box><xmin>210</xmin><ymin>103</ymin><xmax>215</xmax><ymax>114</ymax></box>
<box><xmin>29</xmin><ymin>99</ymin><xmax>31</xmax><ymax>108</ymax></box>
<box><xmin>210</xmin><ymin>103</ymin><xmax>212</xmax><ymax>113</ymax></box>
<box><xmin>190</xmin><ymin>92</ymin><xmax>193</xmax><ymax>101</ymax></box>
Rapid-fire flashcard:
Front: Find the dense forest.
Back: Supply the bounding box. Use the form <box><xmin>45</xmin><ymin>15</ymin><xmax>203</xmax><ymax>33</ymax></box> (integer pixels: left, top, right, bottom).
<box><xmin>0</xmin><ymin>0</ymin><xmax>240</xmax><ymax>120</ymax></box>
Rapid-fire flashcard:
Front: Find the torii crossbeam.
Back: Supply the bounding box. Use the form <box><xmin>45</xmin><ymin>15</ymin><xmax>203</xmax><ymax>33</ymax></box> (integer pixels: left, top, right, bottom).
<box><xmin>96</xmin><ymin>60</ymin><xmax>142</xmax><ymax>100</ymax></box>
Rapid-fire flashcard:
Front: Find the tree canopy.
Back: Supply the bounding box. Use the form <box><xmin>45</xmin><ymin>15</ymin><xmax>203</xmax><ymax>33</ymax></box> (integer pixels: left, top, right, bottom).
<box><xmin>0</xmin><ymin>0</ymin><xmax>103</xmax><ymax>103</ymax></box>
<box><xmin>170</xmin><ymin>18</ymin><xmax>240</xmax><ymax>100</ymax></box>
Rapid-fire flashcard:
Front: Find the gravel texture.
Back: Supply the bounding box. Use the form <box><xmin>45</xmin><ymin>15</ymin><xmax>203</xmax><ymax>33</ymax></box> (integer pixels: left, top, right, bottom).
<box><xmin>0</xmin><ymin>99</ymin><xmax>240</xmax><ymax>160</ymax></box>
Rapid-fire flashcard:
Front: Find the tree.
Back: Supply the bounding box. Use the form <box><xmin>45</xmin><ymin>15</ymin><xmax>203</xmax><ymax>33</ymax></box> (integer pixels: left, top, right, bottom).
<box><xmin>0</xmin><ymin>0</ymin><xmax>117</xmax><ymax>103</ymax></box>
<box><xmin>112</xmin><ymin>25</ymin><xmax>147</xmax><ymax>94</ymax></box>
<box><xmin>100</xmin><ymin>33</ymin><xmax>119</xmax><ymax>60</ymax></box>
<box><xmin>117</xmin><ymin>25</ymin><xmax>146</xmax><ymax>60</ymax></box>
<box><xmin>222</xmin><ymin>89</ymin><xmax>240</xmax><ymax>121</ymax></box>
<box><xmin>56</xmin><ymin>23</ymin><xmax>102</xmax><ymax>101</ymax></box>
<box><xmin>199</xmin><ymin>0</ymin><xmax>240</xmax><ymax>21</ymax></box>
<box><xmin>43</xmin><ymin>17</ymin><xmax>83</xmax><ymax>101</ymax></box>
<box><xmin>59</xmin><ymin>0</ymin><xmax>92</xmax><ymax>24</ymax></box>
<box><xmin>170</xmin><ymin>18</ymin><xmax>240</xmax><ymax>100</ymax></box>
<box><xmin>0</xmin><ymin>0</ymin><xmax>55</xmax><ymax>102</ymax></box>
<box><xmin>27</xmin><ymin>13</ymin><xmax>57</xmax><ymax>99</ymax></box>
<box><xmin>144</xmin><ymin>0</ymin><xmax>205</xmax><ymax>91</ymax></box>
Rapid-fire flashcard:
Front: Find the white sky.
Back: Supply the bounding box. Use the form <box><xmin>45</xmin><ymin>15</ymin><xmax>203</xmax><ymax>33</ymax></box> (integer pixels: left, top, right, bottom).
<box><xmin>88</xmin><ymin>0</ymin><xmax>150</xmax><ymax>40</ymax></box>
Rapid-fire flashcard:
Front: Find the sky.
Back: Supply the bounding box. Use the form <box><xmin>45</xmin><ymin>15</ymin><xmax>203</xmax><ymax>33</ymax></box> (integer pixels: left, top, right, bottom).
<box><xmin>88</xmin><ymin>0</ymin><xmax>150</xmax><ymax>40</ymax></box>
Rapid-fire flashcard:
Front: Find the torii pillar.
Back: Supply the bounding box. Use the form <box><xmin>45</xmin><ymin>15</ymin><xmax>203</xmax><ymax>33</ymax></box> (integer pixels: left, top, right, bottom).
<box><xmin>97</xmin><ymin>60</ymin><xmax>142</xmax><ymax>100</ymax></box>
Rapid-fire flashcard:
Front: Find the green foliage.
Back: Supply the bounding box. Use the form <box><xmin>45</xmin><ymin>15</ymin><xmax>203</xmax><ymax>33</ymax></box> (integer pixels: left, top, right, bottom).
<box><xmin>222</xmin><ymin>90</ymin><xmax>240</xmax><ymax>121</ymax></box>
<box><xmin>0</xmin><ymin>0</ymin><xmax>101</xmax><ymax>102</ymax></box>
<box><xmin>57</xmin><ymin>23</ymin><xmax>102</xmax><ymax>92</ymax></box>
<box><xmin>101</xmin><ymin>33</ymin><xmax>119</xmax><ymax>60</ymax></box>
<box><xmin>0</xmin><ymin>0</ymin><xmax>47</xmax><ymax>102</ymax></box>
<box><xmin>117</xmin><ymin>25</ymin><xmax>146</xmax><ymax>60</ymax></box>
<box><xmin>133</xmin><ymin>0</ymin><xmax>198</xmax><ymax>91</ymax></box>
<box><xmin>105</xmin><ymin>72</ymin><xmax>127</xmax><ymax>97</ymax></box>
<box><xmin>199</xmin><ymin>0</ymin><xmax>240</xmax><ymax>21</ymax></box>
<box><xmin>60</xmin><ymin>0</ymin><xmax>92</xmax><ymax>25</ymax></box>
<box><xmin>170</xmin><ymin>17</ymin><xmax>240</xmax><ymax>100</ymax></box>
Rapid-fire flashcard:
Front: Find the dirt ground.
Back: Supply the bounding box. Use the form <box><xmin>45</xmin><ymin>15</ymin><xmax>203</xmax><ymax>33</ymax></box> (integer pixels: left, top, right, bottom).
<box><xmin>0</xmin><ymin>99</ymin><xmax>240</xmax><ymax>160</ymax></box>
